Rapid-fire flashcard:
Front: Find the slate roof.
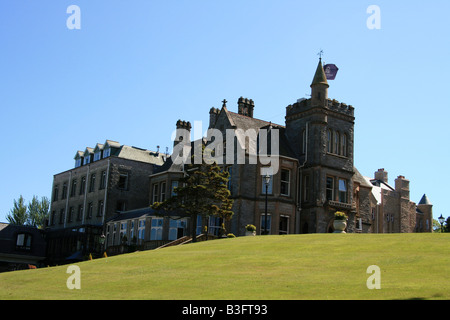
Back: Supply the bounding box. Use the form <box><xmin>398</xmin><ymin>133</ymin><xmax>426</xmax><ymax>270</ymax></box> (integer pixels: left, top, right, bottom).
<box><xmin>418</xmin><ymin>194</ymin><xmax>432</xmax><ymax>205</ymax></box>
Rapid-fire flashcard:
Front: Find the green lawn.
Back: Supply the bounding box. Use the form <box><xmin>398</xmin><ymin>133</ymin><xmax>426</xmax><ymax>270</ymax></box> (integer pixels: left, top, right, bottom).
<box><xmin>1</xmin><ymin>233</ymin><xmax>449</xmax><ymax>300</ymax></box>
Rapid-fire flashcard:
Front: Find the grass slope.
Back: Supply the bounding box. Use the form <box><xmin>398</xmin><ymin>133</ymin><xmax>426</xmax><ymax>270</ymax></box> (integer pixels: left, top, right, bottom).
<box><xmin>1</xmin><ymin>233</ymin><xmax>449</xmax><ymax>300</ymax></box>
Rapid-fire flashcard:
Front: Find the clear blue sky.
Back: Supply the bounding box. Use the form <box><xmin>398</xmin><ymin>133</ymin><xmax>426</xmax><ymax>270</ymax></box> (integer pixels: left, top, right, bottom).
<box><xmin>1</xmin><ymin>0</ymin><xmax>449</xmax><ymax>223</ymax></box>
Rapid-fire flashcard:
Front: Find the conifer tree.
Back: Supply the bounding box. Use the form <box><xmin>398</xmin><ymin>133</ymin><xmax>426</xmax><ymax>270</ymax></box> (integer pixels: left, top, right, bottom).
<box><xmin>152</xmin><ymin>146</ymin><xmax>234</xmax><ymax>242</ymax></box>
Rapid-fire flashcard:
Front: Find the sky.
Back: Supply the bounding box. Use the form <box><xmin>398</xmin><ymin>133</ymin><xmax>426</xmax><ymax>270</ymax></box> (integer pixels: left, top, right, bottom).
<box><xmin>1</xmin><ymin>0</ymin><xmax>449</xmax><ymax>223</ymax></box>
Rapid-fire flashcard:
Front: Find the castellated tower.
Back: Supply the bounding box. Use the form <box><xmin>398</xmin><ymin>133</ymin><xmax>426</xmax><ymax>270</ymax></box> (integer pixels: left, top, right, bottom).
<box><xmin>285</xmin><ymin>58</ymin><xmax>356</xmax><ymax>233</ymax></box>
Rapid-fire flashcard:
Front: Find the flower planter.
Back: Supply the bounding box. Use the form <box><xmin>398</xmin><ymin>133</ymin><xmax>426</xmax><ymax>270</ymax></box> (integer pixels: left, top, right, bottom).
<box><xmin>333</xmin><ymin>220</ymin><xmax>347</xmax><ymax>233</ymax></box>
<box><xmin>245</xmin><ymin>231</ymin><xmax>256</xmax><ymax>236</ymax></box>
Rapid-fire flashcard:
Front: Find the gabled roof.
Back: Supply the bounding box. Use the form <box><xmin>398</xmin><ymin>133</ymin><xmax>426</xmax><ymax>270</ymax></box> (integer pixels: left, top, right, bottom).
<box><xmin>84</xmin><ymin>147</ymin><xmax>94</xmax><ymax>155</ymax></box>
<box><xmin>74</xmin><ymin>151</ymin><xmax>84</xmax><ymax>160</ymax></box>
<box><xmin>104</xmin><ymin>140</ymin><xmax>120</xmax><ymax>149</ymax></box>
<box><xmin>93</xmin><ymin>143</ymin><xmax>104</xmax><ymax>153</ymax></box>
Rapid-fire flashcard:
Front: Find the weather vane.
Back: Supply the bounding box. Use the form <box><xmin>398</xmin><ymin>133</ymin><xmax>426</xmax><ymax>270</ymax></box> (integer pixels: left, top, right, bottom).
<box><xmin>317</xmin><ymin>49</ymin><xmax>324</xmax><ymax>60</ymax></box>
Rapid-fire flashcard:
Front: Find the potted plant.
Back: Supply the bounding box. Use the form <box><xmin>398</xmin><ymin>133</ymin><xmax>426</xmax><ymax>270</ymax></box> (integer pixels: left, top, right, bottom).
<box><xmin>245</xmin><ymin>224</ymin><xmax>256</xmax><ymax>236</ymax></box>
<box><xmin>333</xmin><ymin>211</ymin><xmax>347</xmax><ymax>233</ymax></box>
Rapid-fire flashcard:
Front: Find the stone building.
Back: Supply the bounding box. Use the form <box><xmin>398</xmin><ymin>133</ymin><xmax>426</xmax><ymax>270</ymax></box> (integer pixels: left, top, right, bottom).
<box><xmin>49</xmin><ymin>58</ymin><xmax>434</xmax><ymax>261</ymax></box>
<box><xmin>47</xmin><ymin>140</ymin><xmax>164</xmax><ymax>262</ymax></box>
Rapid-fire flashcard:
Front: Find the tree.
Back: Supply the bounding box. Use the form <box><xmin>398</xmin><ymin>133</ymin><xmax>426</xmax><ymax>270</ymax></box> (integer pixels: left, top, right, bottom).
<box><xmin>151</xmin><ymin>146</ymin><xmax>234</xmax><ymax>242</ymax></box>
<box><xmin>28</xmin><ymin>196</ymin><xmax>50</xmax><ymax>228</ymax></box>
<box><xmin>5</xmin><ymin>195</ymin><xmax>50</xmax><ymax>228</ymax></box>
<box><xmin>6</xmin><ymin>195</ymin><xmax>28</xmax><ymax>225</ymax></box>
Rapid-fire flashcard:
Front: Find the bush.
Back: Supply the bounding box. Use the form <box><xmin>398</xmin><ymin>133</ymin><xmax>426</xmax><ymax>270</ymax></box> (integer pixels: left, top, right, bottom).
<box><xmin>227</xmin><ymin>233</ymin><xmax>236</xmax><ymax>238</ymax></box>
<box><xmin>245</xmin><ymin>224</ymin><xmax>256</xmax><ymax>232</ymax></box>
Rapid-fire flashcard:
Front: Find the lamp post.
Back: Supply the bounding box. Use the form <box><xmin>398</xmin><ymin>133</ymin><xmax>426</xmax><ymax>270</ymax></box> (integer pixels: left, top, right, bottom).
<box><xmin>438</xmin><ymin>214</ymin><xmax>445</xmax><ymax>233</ymax></box>
<box><xmin>264</xmin><ymin>174</ymin><xmax>271</xmax><ymax>235</ymax></box>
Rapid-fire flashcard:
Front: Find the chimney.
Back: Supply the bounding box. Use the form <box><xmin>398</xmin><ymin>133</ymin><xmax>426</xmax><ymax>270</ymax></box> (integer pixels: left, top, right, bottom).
<box><xmin>374</xmin><ymin>168</ymin><xmax>388</xmax><ymax>183</ymax></box>
<box><xmin>209</xmin><ymin>107</ymin><xmax>219</xmax><ymax>128</ymax></box>
<box><xmin>395</xmin><ymin>175</ymin><xmax>410</xmax><ymax>200</ymax></box>
<box><xmin>173</xmin><ymin>120</ymin><xmax>191</xmax><ymax>148</ymax></box>
<box><xmin>237</xmin><ymin>97</ymin><xmax>254</xmax><ymax>118</ymax></box>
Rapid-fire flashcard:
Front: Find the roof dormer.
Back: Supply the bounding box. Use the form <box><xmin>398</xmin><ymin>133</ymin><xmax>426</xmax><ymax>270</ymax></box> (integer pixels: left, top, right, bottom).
<box><xmin>74</xmin><ymin>151</ymin><xmax>84</xmax><ymax>168</ymax></box>
<box><xmin>93</xmin><ymin>143</ymin><xmax>104</xmax><ymax>161</ymax></box>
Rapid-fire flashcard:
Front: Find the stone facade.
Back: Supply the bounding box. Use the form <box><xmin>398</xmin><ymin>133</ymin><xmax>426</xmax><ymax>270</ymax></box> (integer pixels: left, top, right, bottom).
<box><xmin>47</xmin><ymin>141</ymin><xmax>164</xmax><ymax>262</ymax></box>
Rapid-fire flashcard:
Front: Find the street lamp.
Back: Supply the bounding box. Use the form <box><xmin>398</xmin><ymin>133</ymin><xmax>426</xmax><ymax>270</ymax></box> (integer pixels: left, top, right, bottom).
<box><xmin>438</xmin><ymin>214</ymin><xmax>445</xmax><ymax>233</ymax></box>
<box><xmin>264</xmin><ymin>173</ymin><xmax>271</xmax><ymax>235</ymax></box>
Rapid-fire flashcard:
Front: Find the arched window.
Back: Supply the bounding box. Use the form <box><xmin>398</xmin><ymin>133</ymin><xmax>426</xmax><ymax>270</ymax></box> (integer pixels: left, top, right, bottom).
<box><xmin>327</xmin><ymin>129</ymin><xmax>332</xmax><ymax>153</ymax></box>
<box><xmin>341</xmin><ymin>133</ymin><xmax>348</xmax><ymax>157</ymax></box>
<box><xmin>334</xmin><ymin>131</ymin><xmax>340</xmax><ymax>155</ymax></box>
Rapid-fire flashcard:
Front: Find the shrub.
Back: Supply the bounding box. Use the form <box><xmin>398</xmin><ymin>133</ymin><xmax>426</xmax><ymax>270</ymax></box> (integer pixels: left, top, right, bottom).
<box><xmin>245</xmin><ymin>224</ymin><xmax>256</xmax><ymax>232</ymax></box>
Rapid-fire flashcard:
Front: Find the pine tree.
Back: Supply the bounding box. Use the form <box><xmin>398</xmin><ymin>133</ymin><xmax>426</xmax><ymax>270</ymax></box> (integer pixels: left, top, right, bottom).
<box><xmin>6</xmin><ymin>195</ymin><xmax>28</xmax><ymax>225</ymax></box>
<box><xmin>152</xmin><ymin>146</ymin><xmax>234</xmax><ymax>242</ymax></box>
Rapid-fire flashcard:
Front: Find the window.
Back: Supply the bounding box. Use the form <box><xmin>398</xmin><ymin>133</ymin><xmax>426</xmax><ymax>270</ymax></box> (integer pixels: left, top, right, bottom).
<box><xmin>53</xmin><ymin>185</ymin><xmax>59</xmax><ymax>202</ymax></box>
<box><xmin>152</xmin><ymin>184</ymin><xmax>158</xmax><ymax>203</ymax></box>
<box><xmin>80</xmin><ymin>176</ymin><xmax>86</xmax><ymax>195</ymax></box>
<box><xmin>116</xmin><ymin>201</ymin><xmax>126</xmax><ymax>212</ymax></box>
<box><xmin>94</xmin><ymin>151</ymin><xmax>101</xmax><ymax>162</ymax></box>
<box><xmin>261</xmin><ymin>175</ymin><xmax>273</xmax><ymax>195</ymax></box>
<box><xmin>16</xmin><ymin>233</ymin><xmax>32</xmax><ymax>250</ymax></box>
<box><xmin>97</xmin><ymin>200</ymin><xmax>104</xmax><ymax>217</ymax></box>
<box><xmin>280</xmin><ymin>169</ymin><xmax>290</xmax><ymax>196</ymax></box>
<box><xmin>100</xmin><ymin>171</ymin><xmax>107</xmax><ymax>189</ymax></box>
<box><xmin>327</xmin><ymin>129</ymin><xmax>332</xmax><ymax>153</ymax></box>
<box><xmin>70</xmin><ymin>179</ymin><xmax>77</xmax><ymax>197</ymax></box>
<box><xmin>341</xmin><ymin>134</ymin><xmax>348</xmax><ymax>157</ymax></box>
<box><xmin>279</xmin><ymin>216</ymin><xmax>289</xmax><ymax>235</ymax></box>
<box><xmin>169</xmin><ymin>218</ymin><xmax>187</xmax><ymax>240</ymax></box>
<box><xmin>260</xmin><ymin>214</ymin><xmax>272</xmax><ymax>235</ymax></box>
<box><xmin>334</xmin><ymin>132</ymin><xmax>340</xmax><ymax>155</ymax></box>
<box><xmin>196</xmin><ymin>215</ymin><xmax>203</xmax><ymax>236</ymax></box>
<box><xmin>87</xmin><ymin>203</ymin><xmax>93</xmax><ymax>219</ymax></box>
<box><xmin>150</xmin><ymin>218</ymin><xmax>163</xmax><ymax>240</ymax></box>
<box><xmin>118</xmin><ymin>173</ymin><xmax>128</xmax><ymax>190</ymax></box>
<box><xmin>171</xmin><ymin>181</ymin><xmax>178</xmax><ymax>196</ymax></box>
<box><xmin>208</xmin><ymin>216</ymin><xmax>223</xmax><ymax>237</ymax></box>
<box><xmin>138</xmin><ymin>219</ymin><xmax>146</xmax><ymax>242</ymax></box>
<box><xmin>77</xmin><ymin>205</ymin><xmax>83</xmax><ymax>221</ymax></box>
<box><xmin>68</xmin><ymin>207</ymin><xmax>74</xmax><ymax>222</ymax></box>
<box><xmin>160</xmin><ymin>182</ymin><xmax>166</xmax><ymax>202</ymax></box>
<box><xmin>338</xmin><ymin>179</ymin><xmax>348</xmax><ymax>203</ymax></box>
<box><xmin>356</xmin><ymin>218</ymin><xmax>362</xmax><ymax>231</ymax></box>
<box><xmin>75</xmin><ymin>158</ymin><xmax>82</xmax><ymax>168</ymax></box>
<box><xmin>59</xmin><ymin>209</ymin><xmax>65</xmax><ymax>224</ymax></box>
<box><xmin>103</xmin><ymin>148</ymin><xmax>111</xmax><ymax>158</ymax></box>
<box><xmin>62</xmin><ymin>182</ymin><xmax>67</xmax><ymax>199</ymax></box>
<box><xmin>51</xmin><ymin>211</ymin><xmax>56</xmax><ymax>225</ymax></box>
<box><xmin>84</xmin><ymin>155</ymin><xmax>90</xmax><ymax>165</ymax></box>
<box><xmin>326</xmin><ymin>177</ymin><xmax>334</xmax><ymax>201</ymax></box>
<box><xmin>89</xmin><ymin>174</ymin><xmax>96</xmax><ymax>192</ymax></box>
